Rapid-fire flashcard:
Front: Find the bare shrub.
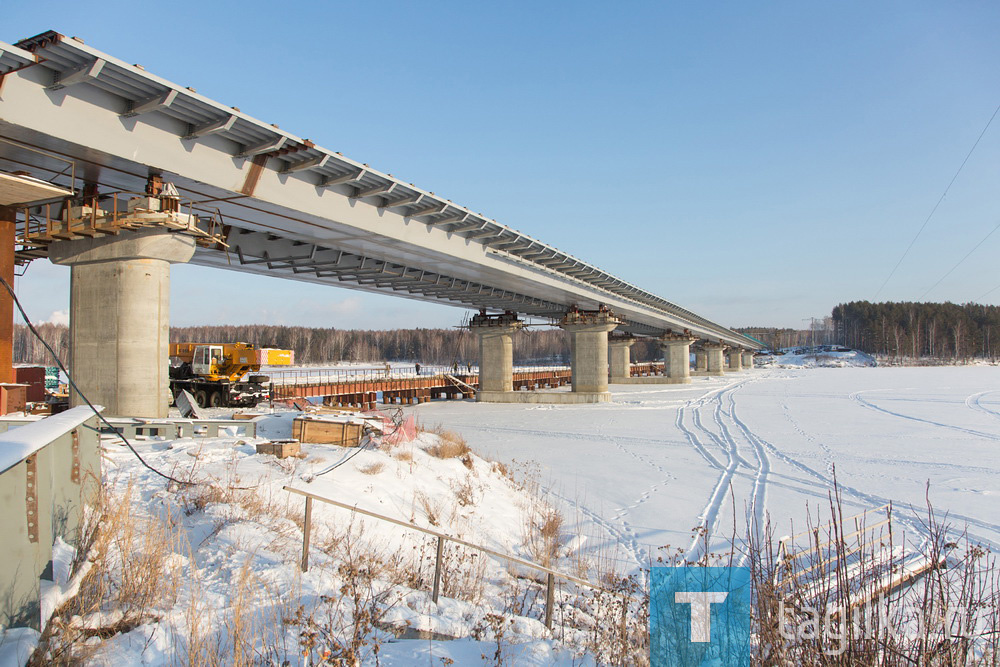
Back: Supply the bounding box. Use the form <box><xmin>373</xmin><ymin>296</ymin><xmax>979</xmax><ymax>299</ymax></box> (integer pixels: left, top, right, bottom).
<box><xmin>359</xmin><ymin>461</ymin><xmax>385</xmax><ymax>475</ymax></box>
<box><xmin>31</xmin><ymin>480</ymin><xmax>182</xmax><ymax>665</ymax></box>
<box><xmin>422</xmin><ymin>425</ymin><xmax>472</xmax><ymax>459</ymax></box>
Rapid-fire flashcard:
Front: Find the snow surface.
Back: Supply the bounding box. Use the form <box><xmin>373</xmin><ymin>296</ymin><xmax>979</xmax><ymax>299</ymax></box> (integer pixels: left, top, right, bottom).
<box><xmin>755</xmin><ymin>347</ymin><xmax>877</xmax><ymax>369</ymax></box>
<box><xmin>8</xmin><ymin>366</ymin><xmax>999</xmax><ymax>663</ymax></box>
<box><xmin>418</xmin><ymin>366</ymin><xmax>1000</xmax><ymax>572</ymax></box>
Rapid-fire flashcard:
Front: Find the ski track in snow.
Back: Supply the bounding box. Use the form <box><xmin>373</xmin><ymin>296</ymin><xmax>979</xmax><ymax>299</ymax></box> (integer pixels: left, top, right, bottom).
<box><xmin>852</xmin><ymin>390</ymin><xmax>1000</xmax><ymax>441</ymax></box>
<box><xmin>682</xmin><ymin>380</ymin><xmax>766</xmax><ymax>563</ymax></box>
<box><xmin>967</xmin><ymin>390</ymin><xmax>1000</xmax><ymax>422</ymax></box>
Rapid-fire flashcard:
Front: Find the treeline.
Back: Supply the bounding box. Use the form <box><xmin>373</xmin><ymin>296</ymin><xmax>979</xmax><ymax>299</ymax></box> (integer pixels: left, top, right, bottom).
<box><xmin>832</xmin><ymin>301</ymin><xmax>1000</xmax><ymax>360</ymax></box>
<box><xmin>734</xmin><ymin>326</ymin><xmax>833</xmax><ymax>351</ymax></box>
<box><xmin>13</xmin><ymin>323</ymin><xmax>68</xmax><ymax>366</ymax></box>
<box><xmin>13</xmin><ymin>323</ymin><xmax>666</xmax><ymax>366</ymax></box>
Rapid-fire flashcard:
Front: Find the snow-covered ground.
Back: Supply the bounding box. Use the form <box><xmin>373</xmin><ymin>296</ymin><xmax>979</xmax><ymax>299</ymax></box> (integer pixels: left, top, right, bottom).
<box><xmin>418</xmin><ymin>366</ymin><xmax>1000</xmax><ymax>572</ymax></box>
<box><xmin>6</xmin><ymin>365</ymin><xmax>998</xmax><ymax>664</ymax></box>
<box><xmin>755</xmin><ymin>346</ymin><xmax>877</xmax><ymax>368</ymax></box>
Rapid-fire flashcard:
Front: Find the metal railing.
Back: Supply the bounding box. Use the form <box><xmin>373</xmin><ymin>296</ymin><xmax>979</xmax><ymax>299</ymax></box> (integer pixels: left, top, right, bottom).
<box><xmin>285</xmin><ymin>485</ymin><xmax>622</xmax><ymax>630</ymax></box>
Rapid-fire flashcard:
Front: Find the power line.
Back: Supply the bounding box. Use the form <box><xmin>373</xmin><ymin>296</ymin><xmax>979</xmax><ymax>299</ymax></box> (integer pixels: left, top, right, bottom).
<box><xmin>918</xmin><ymin>218</ymin><xmax>1000</xmax><ymax>300</ymax></box>
<box><xmin>873</xmin><ymin>103</ymin><xmax>1000</xmax><ymax>300</ymax></box>
<box><xmin>975</xmin><ymin>281</ymin><xmax>1000</xmax><ymax>303</ymax></box>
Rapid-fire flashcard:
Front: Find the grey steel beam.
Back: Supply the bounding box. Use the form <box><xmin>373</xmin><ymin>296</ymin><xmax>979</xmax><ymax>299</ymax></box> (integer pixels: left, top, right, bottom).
<box><xmin>122</xmin><ymin>89</ymin><xmax>177</xmax><ymax>117</ymax></box>
<box><xmin>48</xmin><ymin>58</ymin><xmax>104</xmax><ymax>90</ymax></box>
<box><xmin>352</xmin><ymin>182</ymin><xmax>396</xmax><ymax>199</ymax></box>
<box><xmin>319</xmin><ymin>169</ymin><xmax>366</xmax><ymax>188</ymax></box>
<box><xmin>283</xmin><ymin>154</ymin><xmax>329</xmax><ymax>173</ymax></box>
<box><xmin>240</xmin><ymin>136</ymin><xmax>288</xmax><ymax>157</ymax></box>
<box><xmin>380</xmin><ymin>193</ymin><xmax>422</xmax><ymax>209</ymax></box>
<box><xmin>185</xmin><ymin>114</ymin><xmax>237</xmax><ymax>139</ymax></box>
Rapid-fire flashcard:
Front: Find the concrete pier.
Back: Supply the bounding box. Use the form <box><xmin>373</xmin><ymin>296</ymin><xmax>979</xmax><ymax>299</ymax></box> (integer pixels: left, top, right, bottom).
<box><xmin>727</xmin><ymin>347</ymin><xmax>743</xmax><ymax>372</ymax></box>
<box><xmin>470</xmin><ymin>312</ymin><xmax>523</xmax><ymax>402</ymax></box>
<box><xmin>49</xmin><ymin>229</ymin><xmax>195</xmax><ymax>418</ymax></box>
<box><xmin>608</xmin><ymin>335</ymin><xmax>635</xmax><ymax>383</ymax></box>
<box><xmin>703</xmin><ymin>342</ymin><xmax>727</xmax><ymax>376</ymax></box>
<box><xmin>560</xmin><ymin>309</ymin><xmax>620</xmax><ymax>402</ymax></box>
<box><xmin>742</xmin><ymin>350</ymin><xmax>755</xmax><ymax>370</ymax></box>
<box><xmin>661</xmin><ymin>333</ymin><xmax>696</xmax><ymax>384</ymax></box>
<box><xmin>694</xmin><ymin>348</ymin><xmax>708</xmax><ymax>372</ymax></box>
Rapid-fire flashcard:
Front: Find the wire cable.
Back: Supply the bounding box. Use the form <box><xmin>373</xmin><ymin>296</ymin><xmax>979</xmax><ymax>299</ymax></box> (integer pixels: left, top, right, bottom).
<box><xmin>918</xmin><ymin>218</ymin><xmax>1000</xmax><ymax>300</ymax></box>
<box><xmin>313</xmin><ymin>407</ymin><xmax>406</xmax><ymax>477</ymax></box>
<box><xmin>975</xmin><ymin>281</ymin><xmax>1000</xmax><ymax>303</ymax></box>
<box><xmin>0</xmin><ymin>275</ymin><xmax>194</xmax><ymax>487</ymax></box>
<box><xmin>873</xmin><ymin>103</ymin><xmax>1000</xmax><ymax>300</ymax></box>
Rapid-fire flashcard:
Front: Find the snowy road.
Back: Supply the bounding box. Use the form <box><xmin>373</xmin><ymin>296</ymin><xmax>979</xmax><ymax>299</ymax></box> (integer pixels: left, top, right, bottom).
<box><xmin>414</xmin><ymin>367</ymin><xmax>1000</xmax><ymax>574</ymax></box>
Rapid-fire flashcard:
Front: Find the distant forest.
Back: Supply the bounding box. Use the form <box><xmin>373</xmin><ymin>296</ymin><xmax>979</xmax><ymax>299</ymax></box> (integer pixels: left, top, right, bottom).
<box><xmin>831</xmin><ymin>301</ymin><xmax>1000</xmax><ymax>360</ymax></box>
<box><xmin>13</xmin><ymin>323</ymin><xmax>664</xmax><ymax>366</ymax></box>
<box><xmin>17</xmin><ymin>301</ymin><xmax>995</xmax><ymax>367</ymax></box>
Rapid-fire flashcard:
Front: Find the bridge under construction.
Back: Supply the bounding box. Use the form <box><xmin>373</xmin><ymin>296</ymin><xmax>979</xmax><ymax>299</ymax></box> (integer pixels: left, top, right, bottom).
<box><xmin>0</xmin><ymin>30</ymin><xmax>759</xmax><ymax>417</ymax></box>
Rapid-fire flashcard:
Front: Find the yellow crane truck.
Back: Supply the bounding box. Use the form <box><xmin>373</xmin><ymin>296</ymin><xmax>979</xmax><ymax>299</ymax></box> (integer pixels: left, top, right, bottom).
<box><xmin>168</xmin><ymin>342</ymin><xmax>293</xmax><ymax>408</ymax></box>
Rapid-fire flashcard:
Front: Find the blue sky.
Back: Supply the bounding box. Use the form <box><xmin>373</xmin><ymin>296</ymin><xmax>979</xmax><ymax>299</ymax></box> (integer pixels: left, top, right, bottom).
<box><xmin>7</xmin><ymin>1</ymin><xmax>1000</xmax><ymax>330</ymax></box>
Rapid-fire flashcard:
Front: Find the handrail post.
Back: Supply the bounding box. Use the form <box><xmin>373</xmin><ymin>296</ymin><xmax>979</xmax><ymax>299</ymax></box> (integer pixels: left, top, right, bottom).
<box><xmin>432</xmin><ymin>535</ymin><xmax>444</xmax><ymax>603</ymax></box>
<box><xmin>301</xmin><ymin>496</ymin><xmax>313</xmax><ymax>572</ymax></box>
<box><xmin>545</xmin><ymin>572</ymin><xmax>555</xmax><ymax>629</ymax></box>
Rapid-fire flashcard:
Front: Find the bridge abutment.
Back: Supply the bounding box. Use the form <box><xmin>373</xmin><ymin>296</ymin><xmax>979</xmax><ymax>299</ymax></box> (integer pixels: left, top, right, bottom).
<box><xmin>50</xmin><ymin>229</ymin><xmax>195</xmax><ymax>418</ymax></box>
<box><xmin>742</xmin><ymin>350</ymin><xmax>755</xmax><ymax>369</ymax></box>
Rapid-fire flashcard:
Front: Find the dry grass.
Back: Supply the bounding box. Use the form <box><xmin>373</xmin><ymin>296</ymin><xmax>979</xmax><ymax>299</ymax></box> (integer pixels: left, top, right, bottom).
<box><xmin>421</xmin><ymin>424</ymin><xmax>472</xmax><ymax>460</ymax></box>
<box><xmin>358</xmin><ymin>461</ymin><xmax>385</xmax><ymax>475</ymax></box>
<box><xmin>31</xmin><ymin>480</ymin><xmax>183</xmax><ymax>665</ymax></box>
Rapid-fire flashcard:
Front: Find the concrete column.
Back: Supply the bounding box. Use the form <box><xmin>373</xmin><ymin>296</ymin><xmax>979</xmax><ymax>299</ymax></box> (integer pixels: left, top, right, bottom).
<box><xmin>727</xmin><ymin>347</ymin><xmax>743</xmax><ymax>372</ymax></box>
<box><xmin>49</xmin><ymin>229</ymin><xmax>195</xmax><ymax>417</ymax></box>
<box><xmin>660</xmin><ymin>334</ymin><xmax>696</xmax><ymax>383</ymax></box>
<box><xmin>470</xmin><ymin>313</ymin><xmax>523</xmax><ymax>401</ymax></box>
<box><xmin>703</xmin><ymin>342</ymin><xmax>726</xmax><ymax>376</ymax></box>
<box><xmin>694</xmin><ymin>348</ymin><xmax>708</xmax><ymax>372</ymax></box>
<box><xmin>560</xmin><ymin>310</ymin><xmax>620</xmax><ymax>397</ymax></box>
<box><xmin>608</xmin><ymin>336</ymin><xmax>635</xmax><ymax>383</ymax></box>
<box><xmin>742</xmin><ymin>351</ymin><xmax>755</xmax><ymax>370</ymax></box>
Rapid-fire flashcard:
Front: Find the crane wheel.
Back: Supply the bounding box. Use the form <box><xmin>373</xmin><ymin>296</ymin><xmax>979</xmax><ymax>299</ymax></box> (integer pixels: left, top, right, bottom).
<box><xmin>208</xmin><ymin>391</ymin><xmax>225</xmax><ymax>408</ymax></box>
<box><xmin>248</xmin><ymin>374</ymin><xmax>269</xmax><ymax>384</ymax></box>
<box><xmin>193</xmin><ymin>389</ymin><xmax>209</xmax><ymax>408</ymax></box>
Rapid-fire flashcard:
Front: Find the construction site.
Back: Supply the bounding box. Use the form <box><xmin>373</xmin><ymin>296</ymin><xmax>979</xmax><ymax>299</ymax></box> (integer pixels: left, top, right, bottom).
<box><xmin>2</xmin><ymin>19</ymin><xmax>998</xmax><ymax>666</ymax></box>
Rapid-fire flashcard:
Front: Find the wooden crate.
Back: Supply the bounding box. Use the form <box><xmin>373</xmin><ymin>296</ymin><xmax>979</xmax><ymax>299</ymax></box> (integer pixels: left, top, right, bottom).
<box><xmin>256</xmin><ymin>440</ymin><xmax>301</xmax><ymax>459</ymax></box>
<box><xmin>292</xmin><ymin>417</ymin><xmax>364</xmax><ymax>446</ymax></box>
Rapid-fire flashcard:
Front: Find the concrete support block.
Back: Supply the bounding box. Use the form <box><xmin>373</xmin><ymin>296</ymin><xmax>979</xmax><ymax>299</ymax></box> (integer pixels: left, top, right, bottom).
<box><xmin>470</xmin><ymin>315</ymin><xmax>523</xmax><ymax>398</ymax></box>
<box><xmin>660</xmin><ymin>334</ymin><xmax>696</xmax><ymax>384</ymax></box>
<box><xmin>608</xmin><ymin>336</ymin><xmax>635</xmax><ymax>383</ymax></box>
<box><xmin>560</xmin><ymin>310</ymin><xmax>620</xmax><ymax>395</ymax></box>
<box><xmin>694</xmin><ymin>349</ymin><xmax>708</xmax><ymax>372</ymax></box>
<box><xmin>49</xmin><ymin>229</ymin><xmax>196</xmax><ymax>418</ymax></box>
<box><xmin>742</xmin><ymin>351</ymin><xmax>755</xmax><ymax>369</ymax></box>
<box><xmin>727</xmin><ymin>348</ymin><xmax>743</xmax><ymax>372</ymax></box>
<box><xmin>703</xmin><ymin>342</ymin><xmax>727</xmax><ymax>376</ymax></box>
<box><xmin>477</xmin><ymin>390</ymin><xmax>611</xmax><ymax>404</ymax></box>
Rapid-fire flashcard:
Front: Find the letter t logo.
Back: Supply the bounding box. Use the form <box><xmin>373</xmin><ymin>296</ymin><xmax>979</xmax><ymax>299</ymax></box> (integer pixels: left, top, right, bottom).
<box><xmin>674</xmin><ymin>591</ymin><xmax>729</xmax><ymax>642</ymax></box>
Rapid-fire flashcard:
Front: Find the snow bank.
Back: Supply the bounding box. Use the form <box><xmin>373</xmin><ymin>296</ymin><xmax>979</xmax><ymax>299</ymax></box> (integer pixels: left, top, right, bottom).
<box><xmin>756</xmin><ymin>347</ymin><xmax>876</xmax><ymax>368</ymax></box>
